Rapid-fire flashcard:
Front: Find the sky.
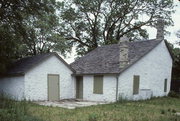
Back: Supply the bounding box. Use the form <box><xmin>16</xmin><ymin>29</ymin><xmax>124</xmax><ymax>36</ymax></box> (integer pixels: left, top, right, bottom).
<box><xmin>59</xmin><ymin>0</ymin><xmax>180</xmax><ymax>64</ymax></box>
<box><xmin>147</xmin><ymin>0</ymin><xmax>180</xmax><ymax>46</ymax></box>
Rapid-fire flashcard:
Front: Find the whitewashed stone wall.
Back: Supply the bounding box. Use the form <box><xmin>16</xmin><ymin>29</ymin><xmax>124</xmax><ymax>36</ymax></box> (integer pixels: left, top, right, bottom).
<box><xmin>0</xmin><ymin>41</ymin><xmax>172</xmax><ymax>102</ymax></box>
<box><xmin>0</xmin><ymin>76</ymin><xmax>24</xmax><ymax>100</ymax></box>
<box><xmin>83</xmin><ymin>75</ymin><xmax>117</xmax><ymax>102</ymax></box>
<box><xmin>24</xmin><ymin>56</ymin><xmax>74</xmax><ymax>101</ymax></box>
<box><xmin>118</xmin><ymin>41</ymin><xmax>172</xmax><ymax>100</ymax></box>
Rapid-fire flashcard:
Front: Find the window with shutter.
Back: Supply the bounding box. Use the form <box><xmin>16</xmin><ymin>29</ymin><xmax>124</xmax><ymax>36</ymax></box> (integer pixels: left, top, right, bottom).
<box><xmin>133</xmin><ymin>75</ymin><xmax>140</xmax><ymax>95</ymax></box>
<box><xmin>93</xmin><ymin>75</ymin><xmax>103</xmax><ymax>94</ymax></box>
<box><xmin>164</xmin><ymin>79</ymin><xmax>167</xmax><ymax>92</ymax></box>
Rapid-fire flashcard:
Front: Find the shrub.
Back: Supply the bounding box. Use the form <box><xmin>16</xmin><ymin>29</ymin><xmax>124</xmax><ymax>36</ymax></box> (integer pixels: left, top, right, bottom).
<box><xmin>172</xmin><ymin>109</ymin><xmax>177</xmax><ymax>113</ymax></box>
<box><xmin>161</xmin><ymin>109</ymin><xmax>166</xmax><ymax>114</ymax></box>
<box><xmin>168</xmin><ymin>91</ymin><xmax>180</xmax><ymax>98</ymax></box>
<box><xmin>117</xmin><ymin>94</ymin><xmax>128</xmax><ymax>103</ymax></box>
<box><xmin>167</xmin><ymin>108</ymin><xmax>171</xmax><ymax>112</ymax></box>
<box><xmin>88</xmin><ymin>113</ymin><xmax>98</xmax><ymax>121</ymax></box>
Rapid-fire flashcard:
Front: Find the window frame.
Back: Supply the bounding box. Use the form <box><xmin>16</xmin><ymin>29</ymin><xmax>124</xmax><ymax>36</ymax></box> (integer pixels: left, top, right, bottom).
<box><xmin>164</xmin><ymin>79</ymin><xmax>167</xmax><ymax>92</ymax></box>
<box><xmin>93</xmin><ymin>75</ymin><xmax>103</xmax><ymax>94</ymax></box>
<box><xmin>133</xmin><ymin>75</ymin><xmax>140</xmax><ymax>95</ymax></box>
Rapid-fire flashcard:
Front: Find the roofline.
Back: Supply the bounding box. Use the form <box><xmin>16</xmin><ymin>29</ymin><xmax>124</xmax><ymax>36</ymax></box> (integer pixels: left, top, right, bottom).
<box><xmin>164</xmin><ymin>40</ymin><xmax>174</xmax><ymax>60</ymax></box>
<box><xmin>52</xmin><ymin>52</ymin><xmax>76</xmax><ymax>73</ymax></box>
<box><xmin>71</xmin><ymin>39</ymin><xmax>167</xmax><ymax>75</ymax></box>
<box><xmin>72</xmin><ymin>73</ymin><xmax>118</xmax><ymax>76</ymax></box>
<box><xmin>23</xmin><ymin>52</ymin><xmax>76</xmax><ymax>74</ymax></box>
<box><xmin>118</xmin><ymin>40</ymin><xmax>164</xmax><ymax>76</ymax></box>
<box><xmin>23</xmin><ymin>54</ymin><xmax>52</xmax><ymax>74</ymax></box>
<box><xmin>70</xmin><ymin>39</ymin><xmax>157</xmax><ymax>66</ymax></box>
<box><xmin>5</xmin><ymin>52</ymin><xmax>76</xmax><ymax>76</ymax></box>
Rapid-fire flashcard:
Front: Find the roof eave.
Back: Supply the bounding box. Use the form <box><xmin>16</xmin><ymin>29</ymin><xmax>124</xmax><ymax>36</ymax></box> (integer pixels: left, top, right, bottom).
<box><xmin>23</xmin><ymin>52</ymin><xmax>76</xmax><ymax>74</ymax></box>
<box><xmin>0</xmin><ymin>73</ymin><xmax>25</xmax><ymax>77</ymax></box>
<box><xmin>53</xmin><ymin>53</ymin><xmax>76</xmax><ymax>73</ymax></box>
<box><xmin>164</xmin><ymin>40</ymin><xmax>174</xmax><ymax>60</ymax></box>
<box><xmin>72</xmin><ymin>73</ymin><xmax>119</xmax><ymax>76</ymax></box>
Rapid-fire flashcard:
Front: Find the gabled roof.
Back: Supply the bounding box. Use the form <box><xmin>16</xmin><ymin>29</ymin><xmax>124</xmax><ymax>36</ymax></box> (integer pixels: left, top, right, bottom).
<box><xmin>70</xmin><ymin>39</ymin><xmax>163</xmax><ymax>75</ymax></box>
<box><xmin>6</xmin><ymin>52</ymin><xmax>75</xmax><ymax>76</ymax></box>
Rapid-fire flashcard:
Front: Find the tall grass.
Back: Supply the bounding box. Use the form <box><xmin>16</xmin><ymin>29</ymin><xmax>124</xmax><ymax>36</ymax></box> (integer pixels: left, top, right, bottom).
<box><xmin>0</xmin><ymin>94</ymin><xmax>42</xmax><ymax>121</ymax></box>
<box><xmin>28</xmin><ymin>97</ymin><xmax>180</xmax><ymax>121</ymax></box>
<box><xmin>0</xmin><ymin>94</ymin><xmax>179</xmax><ymax>121</ymax></box>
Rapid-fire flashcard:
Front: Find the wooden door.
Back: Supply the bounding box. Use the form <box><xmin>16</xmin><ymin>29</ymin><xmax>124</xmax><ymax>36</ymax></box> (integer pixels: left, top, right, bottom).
<box><xmin>76</xmin><ymin>76</ymin><xmax>83</xmax><ymax>99</ymax></box>
<box><xmin>48</xmin><ymin>74</ymin><xmax>59</xmax><ymax>101</ymax></box>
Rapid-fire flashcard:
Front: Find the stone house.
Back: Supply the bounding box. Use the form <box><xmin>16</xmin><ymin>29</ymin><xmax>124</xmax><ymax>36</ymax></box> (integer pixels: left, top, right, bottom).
<box><xmin>0</xmin><ymin>20</ymin><xmax>173</xmax><ymax>102</ymax></box>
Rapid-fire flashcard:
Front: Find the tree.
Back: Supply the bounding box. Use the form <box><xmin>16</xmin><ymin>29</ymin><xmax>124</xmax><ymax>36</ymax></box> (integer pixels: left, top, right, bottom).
<box><xmin>0</xmin><ymin>0</ymin><xmax>47</xmax><ymax>73</ymax></box>
<box><xmin>58</xmin><ymin>0</ymin><xmax>174</xmax><ymax>55</ymax></box>
<box><xmin>0</xmin><ymin>0</ymin><xmax>69</xmax><ymax>73</ymax></box>
<box><xmin>16</xmin><ymin>2</ymin><xmax>71</xmax><ymax>57</ymax></box>
<box><xmin>176</xmin><ymin>30</ymin><xmax>180</xmax><ymax>45</ymax></box>
<box><xmin>172</xmin><ymin>30</ymin><xmax>180</xmax><ymax>80</ymax></box>
<box><xmin>172</xmin><ymin>48</ymin><xmax>180</xmax><ymax>79</ymax></box>
<box><xmin>0</xmin><ymin>24</ymin><xmax>19</xmax><ymax>73</ymax></box>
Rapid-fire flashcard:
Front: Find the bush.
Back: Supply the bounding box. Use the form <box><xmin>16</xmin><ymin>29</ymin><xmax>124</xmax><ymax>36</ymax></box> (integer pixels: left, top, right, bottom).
<box><xmin>88</xmin><ymin>113</ymin><xmax>98</xmax><ymax>121</ymax></box>
<box><xmin>117</xmin><ymin>94</ymin><xmax>128</xmax><ymax>103</ymax></box>
<box><xmin>168</xmin><ymin>91</ymin><xmax>180</xmax><ymax>98</ymax></box>
<box><xmin>160</xmin><ymin>109</ymin><xmax>166</xmax><ymax>114</ymax></box>
<box><xmin>172</xmin><ymin>109</ymin><xmax>177</xmax><ymax>113</ymax></box>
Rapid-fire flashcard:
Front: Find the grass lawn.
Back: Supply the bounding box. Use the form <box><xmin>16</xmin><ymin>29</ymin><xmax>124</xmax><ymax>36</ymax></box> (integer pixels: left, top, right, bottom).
<box><xmin>0</xmin><ymin>97</ymin><xmax>180</xmax><ymax>121</ymax></box>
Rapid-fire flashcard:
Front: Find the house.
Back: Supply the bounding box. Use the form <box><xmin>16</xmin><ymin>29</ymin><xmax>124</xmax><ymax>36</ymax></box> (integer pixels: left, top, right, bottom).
<box><xmin>0</xmin><ymin>19</ymin><xmax>173</xmax><ymax>102</ymax></box>
<box><xmin>70</xmin><ymin>19</ymin><xmax>173</xmax><ymax>102</ymax></box>
<box><xmin>0</xmin><ymin>53</ymin><xmax>75</xmax><ymax>100</ymax></box>
<box><xmin>71</xmin><ymin>39</ymin><xmax>173</xmax><ymax>102</ymax></box>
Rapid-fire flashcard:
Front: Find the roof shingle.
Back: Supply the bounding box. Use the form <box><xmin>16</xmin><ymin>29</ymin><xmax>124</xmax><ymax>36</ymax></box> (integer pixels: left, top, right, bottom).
<box><xmin>71</xmin><ymin>39</ymin><xmax>162</xmax><ymax>75</ymax></box>
<box><xmin>6</xmin><ymin>52</ymin><xmax>74</xmax><ymax>76</ymax></box>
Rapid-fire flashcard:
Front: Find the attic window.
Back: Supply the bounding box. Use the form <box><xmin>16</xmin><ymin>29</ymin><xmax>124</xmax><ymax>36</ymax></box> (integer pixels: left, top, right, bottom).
<box><xmin>93</xmin><ymin>75</ymin><xmax>103</xmax><ymax>94</ymax></box>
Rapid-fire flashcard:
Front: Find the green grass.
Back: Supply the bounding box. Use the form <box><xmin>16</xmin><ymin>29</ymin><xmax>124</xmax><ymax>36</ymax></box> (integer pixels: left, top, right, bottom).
<box><xmin>0</xmin><ymin>94</ymin><xmax>43</xmax><ymax>121</ymax></box>
<box><xmin>0</xmin><ymin>96</ymin><xmax>180</xmax><ymax>121</ymax></box>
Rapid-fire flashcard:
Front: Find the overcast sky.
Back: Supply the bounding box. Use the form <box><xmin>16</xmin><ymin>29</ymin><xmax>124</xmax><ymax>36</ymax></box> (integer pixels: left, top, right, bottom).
<box><xmin>59</xmin><ymin>0</ymin><xmax>180</xmax><ymax>63</ymax></box>
<box><xmin>147</xmin><ymin>0</ymin><xmax>180</xmax><ymax>46</ymax></box>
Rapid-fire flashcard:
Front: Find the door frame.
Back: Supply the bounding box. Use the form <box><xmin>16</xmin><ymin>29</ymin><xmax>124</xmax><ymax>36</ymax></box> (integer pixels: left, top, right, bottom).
<box><xmin>47</xmin><ymin>74</ymin><xmax>60</xmax><ymax>101</ymax></box>
<box><xmin>76</xmin><ymin>76</ymin><xmax>83</xmax><ymax>99</ymax></box>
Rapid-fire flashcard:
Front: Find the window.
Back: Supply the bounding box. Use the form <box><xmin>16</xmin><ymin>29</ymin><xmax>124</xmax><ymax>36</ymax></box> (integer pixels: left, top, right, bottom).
<box><xmin>133</xmin><ymin>75</ymin><xmax>140</xmax><ymax>95</ymax></box>
<box><xmin>93</xmin><ymin>75</ymin><xmax>103</xmax><ymax>94</ymax></box>
<box><xmin>164</xmin><ymin>79</ymin><xmax>167</xmax><ymax>92</ymax></box>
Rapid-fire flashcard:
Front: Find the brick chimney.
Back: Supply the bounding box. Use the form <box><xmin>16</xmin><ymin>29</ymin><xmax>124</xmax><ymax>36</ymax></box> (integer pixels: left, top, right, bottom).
<box><xmin>119</xmin><ymin>35</ymin><xmax>129</xmax><ymax>68</ymax></box>
<box><xmin>156</xmin><ymin>18</ymin><xmax>164</xmax><ymax>40</ymax></box>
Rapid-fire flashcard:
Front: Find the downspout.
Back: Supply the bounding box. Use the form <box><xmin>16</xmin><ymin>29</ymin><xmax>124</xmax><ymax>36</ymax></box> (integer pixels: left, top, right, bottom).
<box><xmin>116</xmin><ymin>74</ymin><xmax>119</xmax><ymax>101</ymax></box>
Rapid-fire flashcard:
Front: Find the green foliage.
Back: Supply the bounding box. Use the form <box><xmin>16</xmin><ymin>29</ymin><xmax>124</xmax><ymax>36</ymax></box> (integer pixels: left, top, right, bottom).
<box><xmin>165</xmin><ymin>41</ymin><xmax>180</xmax><ymax>80</ymax></box>
<box><xmin>0</xmin><ymin>0</ymin><xmax>70</xmax><ymax>74</ymax></box>
<box><xmin>171</xmin><ymin>31</ymin><xmax>180</xmax><ymax>80</ymax></box>
<box><xmin>168</xmin><ymin>91</ymin><xmax>180</xmax><ymax>98</ymax></box>
<box><xmin>58</xmin><ymin>0</ymin><xmax>174</xmax><ymax>55</ymax></box>
<box><xmin>172</xmin><ymin>109</ymin><xmax>177</xmax><ymax>113</ymax></box>
<box><xmin>117</xmin><ymin>94</ymin><xmax>129</xmax><ymax>103</ymax></box>
<box><xmin>18</xmin><ymin>7</ymin><xmax>71</xmax><ymax>56</ymax></box>
<box><xmin>0</xmin><ymin>25</ymin><xmax>19</xmax><ymax>73</ymax></box>
<box><xmin>160</xmin><ymin>109</ymin><xmax>166</xmax><ymax>114</ymax></box>
<box><xmin>0</xmin><ymin>97</ymin><xmax>180</xmax><ymax>121</ymax></box>
<box><xmin>172</xmin><ymin>47</ymin><xmax>180</xmax><ymax>80</ymax></box>
<box><xmin>160</xmin><ymin>108</ymin><xmax>177</xmax><ymax>115</ymax></box>
<box><xmin>29</xmin><ymin>97</ymin><xmax>180</xmax><ymax>121</ymax></box>
<box><xmin>88</xmin><ymin>113</ymin><xmax>98</xmax><ymax>121</ymax></box>
<box><xmin>176</xmin><ymin>30</ymin><xmax>180</xmax><ymax>45</ymax></box>
<box><xmin>0</xmin><ymin>94</ymin><xmax>42</xmax><ymax>121</ymax></box>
